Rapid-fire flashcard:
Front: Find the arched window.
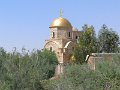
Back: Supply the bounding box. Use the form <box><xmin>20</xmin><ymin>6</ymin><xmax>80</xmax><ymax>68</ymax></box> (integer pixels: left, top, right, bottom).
<box><xmin>68</xmin><ymin>32</ymin><xmax>71</xmax><ymax>37</ymax></box>
<box><xmin>76</xmin><ymin>36</ymin><xmax>78</xmax><ymax>39</ymax></box>
<box><xmin>50</xmin><ymin>47</ymin><xmax>52</xmax><ymax>51</ymax></box>
<box><xmin>53</xmin><ymin>32</ymin><xmax>55</xmax><ymax>38</ymax></box>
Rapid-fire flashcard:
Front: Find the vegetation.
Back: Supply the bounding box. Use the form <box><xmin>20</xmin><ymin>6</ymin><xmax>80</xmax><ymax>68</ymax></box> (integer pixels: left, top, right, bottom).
<box><xmin>43</xmin><ymin>55</ymin><xmax>120</xmax><ymax>90</ymax></box>
<box><xmin>98</xmin><ymin>24</ymin><xmax>120</xmax><ymax>53</ymax></box>
<box><xmin>73</xmin><ymin>24</ymin><xmax>97</xmax><ymax>64</ymax></box>
<box><xmin>73</xmin><ymin>24</ymin><xmax>120</xmax><ymax>64</ymax></box>
<box><xmin>0</xmin><ymin>24</ymin><xmax>120</xmax><ymax>90</ymax></box>
<box><xmin>0</xmin><ymin>48</ymin><xmax>58</xmax><ymax>90</ymax></box>
<box><xmin>0</xmin><ymin>47</ymin><xmax>120</xmax><ymax>90</ymax></box>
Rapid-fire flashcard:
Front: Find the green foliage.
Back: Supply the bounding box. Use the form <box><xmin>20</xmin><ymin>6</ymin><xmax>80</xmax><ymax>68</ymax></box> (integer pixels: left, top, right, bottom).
<box><xmin>73</xmin><ymin>24</ymin><xmax>120</xmax><ymax>63</ymax></box>
<box><xmin>73</xmin><ymin>25</ymin><xmax>97</xmax><ymax>64</ymax></box>
<box><xmin>45</xmin><ymin>55</ymin><xmax>120</xmax><ymax>90</ymax></box>
<box><xmin>0</xmin><ymin>48</ymin><xmax>58</xmax><ymax>90</ymax></box>
<box><xmin>98</xmin><ymin>24</ymin><xmax>120</xmax><ymax>53</ymax></box>
<box><xmin>0</xmin><ymin>24</ymin><xmax>120</xmax><ymax>90</ymax></box>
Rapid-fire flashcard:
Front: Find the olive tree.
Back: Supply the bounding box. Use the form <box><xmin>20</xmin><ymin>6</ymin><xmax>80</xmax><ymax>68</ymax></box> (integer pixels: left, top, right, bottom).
<box><xmin>0</xmin><ymin>48</ymin><xmax>58</xmax><ymax>90</ymax></box>
<box><xmin>98</xmin><ymin>24</ymin><xmax>120</xmax><ymax>53</ymax></box>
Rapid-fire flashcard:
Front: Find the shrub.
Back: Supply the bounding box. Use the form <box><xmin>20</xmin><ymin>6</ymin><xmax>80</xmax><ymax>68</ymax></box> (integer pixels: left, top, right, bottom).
<box><xmin>0</xmin><ymin>48</ymin><xmax>58</xmax><ymax>90</ymax></box>
<box><xmin>45</xmin><ymin>55</ymin><xmax>120</xmax><ymax>90</ymax></box>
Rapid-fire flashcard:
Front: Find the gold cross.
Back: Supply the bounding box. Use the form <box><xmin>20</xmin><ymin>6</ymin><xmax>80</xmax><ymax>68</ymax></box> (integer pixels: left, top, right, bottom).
<box><xmin>60</xmin><ymin>9</ymin><xmax>63</xmax><ymax>17</ymax></box>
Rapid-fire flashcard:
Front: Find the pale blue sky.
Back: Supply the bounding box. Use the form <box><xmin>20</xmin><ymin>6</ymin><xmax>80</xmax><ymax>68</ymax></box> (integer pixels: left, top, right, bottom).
<box><xmin>0</xmin><ymin>0</ymin><xmax>120</xmax><ymax>51</ymax></box>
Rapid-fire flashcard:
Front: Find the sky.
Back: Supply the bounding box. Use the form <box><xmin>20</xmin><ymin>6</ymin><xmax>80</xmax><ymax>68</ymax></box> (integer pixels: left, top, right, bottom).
<box><xmin>0</xmin><ymin>0</ymin><xmax>120</xmax><ymax>52</ymax></box>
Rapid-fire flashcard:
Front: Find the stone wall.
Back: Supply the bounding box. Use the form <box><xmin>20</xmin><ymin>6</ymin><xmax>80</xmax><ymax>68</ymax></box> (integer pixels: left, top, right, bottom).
<box><xmin>87</xmin><ymin>53</ymin><xmax>120</xmax><ymax>70</ymax></box>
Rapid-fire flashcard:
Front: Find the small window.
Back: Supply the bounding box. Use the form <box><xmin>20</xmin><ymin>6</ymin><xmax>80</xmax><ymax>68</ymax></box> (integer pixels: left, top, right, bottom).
<box><xmin>52</xmin><ymin>32</ymin><xmax>55</xmax><ymax>38</ymax></box>
<box><xmin>68</xmin><ymin>32</ymin><xmax>71</xmax><ymax>37</ymax></box>
<box><xmin>76</xmin><ymin>36</ymin><xmax>78</xmax><ymax>39</ymax></box>
<box><xmin>50</xmin><ymin>47</ymin><xmax>52</xmax><ymax>51</ymax></box>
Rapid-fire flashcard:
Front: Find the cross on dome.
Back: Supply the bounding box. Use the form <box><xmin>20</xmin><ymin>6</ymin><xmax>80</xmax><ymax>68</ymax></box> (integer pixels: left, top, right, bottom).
<box><xmin>59</xmin><ymin>9</ymin><xmax>63</xmax><ymax>17</ymax></box>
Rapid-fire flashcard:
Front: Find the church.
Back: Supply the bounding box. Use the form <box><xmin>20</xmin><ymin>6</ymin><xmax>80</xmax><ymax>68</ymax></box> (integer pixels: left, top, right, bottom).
<box><xmin>44</xmin><ymin>13</ymin><xmax>120</xmax><ymax>74</ymax></box>
<box><xmin>44</xmin><ymin>15</ymin><xmax>81</xmax><ymax>65</ymax></box>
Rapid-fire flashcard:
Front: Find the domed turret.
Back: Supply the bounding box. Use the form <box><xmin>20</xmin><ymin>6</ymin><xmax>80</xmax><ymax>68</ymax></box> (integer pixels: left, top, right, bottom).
<box><xmin>49</xmin><ymin>17</ymin><xmax>72</xmax><ymax>29</ymax></box>
<box><xmin>72</xmin><ymin>27</ymin><xmax>78</xmax><ymax>31</ymax></box>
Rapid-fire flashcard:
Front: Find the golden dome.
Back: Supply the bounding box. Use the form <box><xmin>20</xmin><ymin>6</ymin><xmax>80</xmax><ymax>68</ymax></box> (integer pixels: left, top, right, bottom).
<box><xmin>49</xmin><ymin>17</ymin><xmax>72</xmax><ymax>28</ymax></box>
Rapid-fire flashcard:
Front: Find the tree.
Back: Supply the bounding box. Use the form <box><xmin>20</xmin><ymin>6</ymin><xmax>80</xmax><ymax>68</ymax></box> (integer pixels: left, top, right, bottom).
<box><xmin>73</xmin><ymin>25</ymin><xmax>97</xmax><ymax>64</ymax></box>
<box><xmin>98</xmin><ymin>24</ymin><xmax>120</xmax><ymax>53</ymax></box>
<box><xmin>0</xmin><ymin>48</ymin><xmax>58</xmax><ymax>90</ymax></box>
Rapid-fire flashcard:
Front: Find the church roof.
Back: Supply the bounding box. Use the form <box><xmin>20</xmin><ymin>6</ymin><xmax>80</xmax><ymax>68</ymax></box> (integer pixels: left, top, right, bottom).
<box><xmin>49</xmin><ymin>17</ymin><xmax>72</xmax><ymax>28</ymax></box>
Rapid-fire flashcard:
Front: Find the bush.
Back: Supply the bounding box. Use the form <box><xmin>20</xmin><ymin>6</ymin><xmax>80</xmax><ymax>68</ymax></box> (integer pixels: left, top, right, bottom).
<box><xmin>45</xmin><ymin>55</ymin><xmax>120</xmax><ymax>90</ymax></box>
<box><xmin>0</xmin><ymin>48</ymin><xmax>58</xmax><ymax>90</ymax></box>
